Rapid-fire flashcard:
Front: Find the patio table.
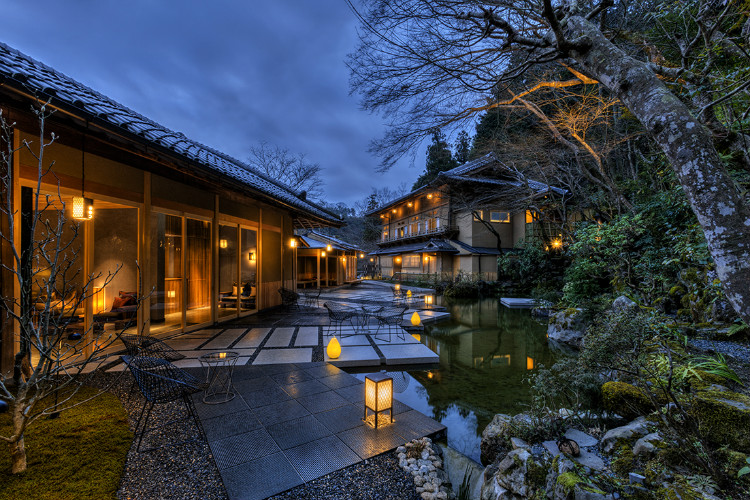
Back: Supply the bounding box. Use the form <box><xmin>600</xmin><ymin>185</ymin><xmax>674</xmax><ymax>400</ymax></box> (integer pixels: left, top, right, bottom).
<box><xmin>354</xmin><ymin>304</ymin><xmax>384</xmax><ymax>334</ymax></box>
<box><xmin>199</xmin><ymin>351</ymin><xmax>239</xmax><ymax>405</ymax></box>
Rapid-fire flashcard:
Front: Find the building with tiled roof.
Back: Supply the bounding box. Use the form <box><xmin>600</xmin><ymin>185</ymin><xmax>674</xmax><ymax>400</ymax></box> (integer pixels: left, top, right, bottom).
<box><xmin>0</xmin><ymin>42</ymin><xmax>343</xmax><ymax>370</ymax></box>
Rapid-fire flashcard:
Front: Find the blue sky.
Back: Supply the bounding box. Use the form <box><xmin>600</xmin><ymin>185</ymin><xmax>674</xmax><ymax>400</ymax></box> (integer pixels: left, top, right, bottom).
<box><xmin>4</xmin><ymin>0</ymin><xmax>422</xmax><ymax>205</ymax></box>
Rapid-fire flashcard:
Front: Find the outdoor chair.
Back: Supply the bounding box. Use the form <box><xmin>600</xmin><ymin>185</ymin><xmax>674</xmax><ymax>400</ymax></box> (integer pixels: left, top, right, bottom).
<box><xmin>391</xmin><ymin>286</ymin><xmax>404</xmax><ymax>305</ymax></box>
<box><xmin>122</xmin><ymin>355</ymin><xmax>205</xmax><ymax>452</ymax></box>
<box><xmin>278</xmin><ymin>287</ymin><xmax>300</xmax><ymax>310</ymax></box>
<box><xmin>324</xmin><ymin>301</ymin><xmax>357</xmax><ymax>338</ymax></box>
<box><xmin>301</xmin><ymin>288</ymin><xmax>322</xmax><ymax>309</ymax></box>
<box><xmin>120</xmin><ymin>334</ymin><xmax>185</xmax><ymax>362</ymax></box>
<box><xmin>374</xmin><ymin>306</ymin><xmax>408</xmax><ymax>342</ymax></box>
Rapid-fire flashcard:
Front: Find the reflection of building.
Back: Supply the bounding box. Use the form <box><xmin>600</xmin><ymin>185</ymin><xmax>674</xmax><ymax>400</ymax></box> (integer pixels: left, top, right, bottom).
<box><xmin>293</xmin><ymin>230</ymin><xmax>361</xmax><ymax>288</ymax></box>
<box><xmin>0</xmin><ymin>43</ymin><xmax>341</xmax><ymax>371</ymax></box>
<box><xmin>368</xmin><ymin>153</ymin><xmax>568</xmax><ymax>280</ymax></box>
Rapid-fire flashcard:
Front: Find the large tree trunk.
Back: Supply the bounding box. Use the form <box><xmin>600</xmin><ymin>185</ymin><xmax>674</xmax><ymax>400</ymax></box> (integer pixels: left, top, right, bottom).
<box><xmin>565</xmin><ymin>16</ymin><xmax>750</xmax><ymax>324</ymax></box>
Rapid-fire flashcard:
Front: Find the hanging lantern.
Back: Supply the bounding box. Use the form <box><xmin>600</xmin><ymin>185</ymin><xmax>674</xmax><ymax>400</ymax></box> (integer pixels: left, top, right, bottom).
<box><xmin>327</xmin><ymin>337</ymin><xmax>341</xmax><ymax>359</ymax></box>
<box><xmin>364</xmin><ymin>373</ymin><xmax>393</xmax><ymax>428</ymax></box>
<box><xmin>411</xmin><ymin>312</ymin><xmax>421</xmax><ymax>326</ymax></box>
<box><xmin>326</xmin><ymin>244</ymin><xmax>332</xmax><ymax>252</ymax></box>
<box><xmin>219</xmin><ymin>239</ymin><xmax>228</xmax><ymax>248</ymax></box>
<box><xmin>290</xmin><ymin>238</ymin><xmax>297</xmax><ymax>248</ymax></box>
<box><xmin>72</xmin><ymin>196</ymin><xmax>94</xmax><ymax>220</ymax></box>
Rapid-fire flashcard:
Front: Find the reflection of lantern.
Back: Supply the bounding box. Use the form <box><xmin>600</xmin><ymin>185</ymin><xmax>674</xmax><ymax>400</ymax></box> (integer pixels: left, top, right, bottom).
<box><xmin>527</xmin><ymin>357</ymin><xmax>534</xmax><ymax>370</ymax></box>
<box><xmin>424</xmin><ymin>295</ymin><xmax>434</xmax><ymax>305</ymax></box>
<box><xmin>364</xmin><ymin>373</ymin><xmax>393</xmax><ymax>428</ymax></box>
<box><xmin>394</xmin><ymin>284</ymin><xmax>401</xmax><ymax>291</ymax></box>
<box><xmin>327</xmin><ymin>337</ymin><xmax>341</xmax><ymax>359</ymax></box>
<box><xmin>411</xmin><ymin>312</ymin><xmax>421</xmax><ymax>326</ymax></box>
<box><xmin>411</xmin><ymin>333</ymin><xmax>421</xmax><ymax>342</ymax></box>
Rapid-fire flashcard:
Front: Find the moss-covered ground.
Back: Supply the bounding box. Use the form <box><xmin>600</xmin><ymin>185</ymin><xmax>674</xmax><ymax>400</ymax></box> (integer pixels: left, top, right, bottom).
<box><xmin>0</xmin><ymin>386</ymin><xmax>132</xmax><ymax>500</ymax></box>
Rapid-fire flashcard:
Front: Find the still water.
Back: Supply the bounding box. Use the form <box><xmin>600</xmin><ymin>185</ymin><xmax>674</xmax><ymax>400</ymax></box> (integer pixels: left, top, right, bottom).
<box><xmin>355</xmin><ymin>297</ymin><xmax>556</xmax><ymax>463</ymax></box>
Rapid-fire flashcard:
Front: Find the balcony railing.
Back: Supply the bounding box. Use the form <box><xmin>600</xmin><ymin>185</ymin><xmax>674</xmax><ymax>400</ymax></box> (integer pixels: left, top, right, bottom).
<box><xmin>380</xmin><ymin>224</ymin><xmax>456</xmax><ymax>243</ymax></box>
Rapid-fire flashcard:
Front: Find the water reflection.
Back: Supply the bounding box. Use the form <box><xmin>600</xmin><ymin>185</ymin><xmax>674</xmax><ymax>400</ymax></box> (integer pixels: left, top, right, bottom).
<box><xmin>356</xmin><ymin>297</ymin><xmax>555</xmax><ymax>463</ymax></box>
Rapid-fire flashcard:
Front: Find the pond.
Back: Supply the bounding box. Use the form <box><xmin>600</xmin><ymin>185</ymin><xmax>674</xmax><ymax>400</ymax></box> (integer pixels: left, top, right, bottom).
<box><xmin>354</xmin><ymin>297</ymin><xmax>557</xmax><ymax>463</ymax></box>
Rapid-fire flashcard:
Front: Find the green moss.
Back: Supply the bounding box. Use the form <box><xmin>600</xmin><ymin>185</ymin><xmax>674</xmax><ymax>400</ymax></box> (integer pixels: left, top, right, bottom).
<box><xmin>612</xmin><ymin>442</ymin><xmax>635</xmax><ymax>477</ymax></box>
<box><xmin>557</xmin><ymin>471</ymin><xmax>584</xmax><ymax>493</ymax></box>
<box><xmin>714</xmin><ymin>448</ymin><xmax>750</xmax><ymax>480</ymax></box>
<box><xmin>690</xmin><ymin>389</ymin><xmax>750</xmax><ymax>452</ymax></box>
<box><xmin>526</xmin><ymin>460</ymin><xmax>548</xmax><ymax>488</ymax></box>
<box><xmin>602</xmin><ymin>381</ymin><xmax>655</xmax><ymax>420</ymax></box>
<box><xmin>0</xmin><ymin>386</ymin><xmax>132</xmax><ymax>500</ymax></box>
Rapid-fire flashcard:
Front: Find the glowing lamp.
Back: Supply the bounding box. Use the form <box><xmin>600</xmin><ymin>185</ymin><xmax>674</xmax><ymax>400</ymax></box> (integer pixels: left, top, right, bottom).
<box><xmin>392</xmin><ymin>209</ymin><xmax>397</xmax><ymax>213</ymax></box>
<box><xmin>425</xmin><ymin>295</ymin><xmax>433</xmax><ymax>305</ymax></box>
<box><xmin>394</xmin><ymin>284</ymin><xmax>401</xmax><ymax>291</ymax></box>
<box><xmin>93</xmin><ymin>287</ymin><xmax>106</xmax><ymax>314</ymax></box>
<box><xmin>407</xmin><ymin>202</ymin><xmax>412</xmax><ymax>207</ymax></box>
<box><xmin>249</xmin><ymin>251</ymin><xmax>256</xmax><ymax>262</ymax></box>
<box><xmin>321</xmin><ymin>251</ymin><xmax>326</xmax><ymax>257</ymax></box>
<box><xmin>410</xmin><ymin>311</ymin><xmax>421</xmax><ymax>326</ymax></box>
<box><xmin>411</xmin><ymin>333</ymin><xmax>421</xmax><ymax>342</ymax></box>
<box><xmin>551</xmin><ymin>238</ymin><xmax>562</xmax><ymax>249</ymax></box>
<box><xmin>527</xmin><ymin>357</ymin><xmax>535</xmax><ymax>370</ymax></box>
<box><xmin>341</xmin><ymin>257</ymin><xmax>346</xmax><ymax>263</ymax></box>
<box><xmin>72</xmin><ymin>196</ymin><xmax>94</xmax><ymax>220</ymax></box>
<box><xmin>369</xmin><ymin>258</ymin><xmax>374</xmax><ymax>262</ymax></box>
<box><xmin>395</xmin><ymin>257</ymin><xmax>402</xmax><ymax>264</ymax></box>
<box><xmin>326</xmin><ymin>244</ymin><xmax>332</xmax><ymax>252</ymax></box>
<box><xmin>364</xmin><ymin>373</ymin><xmax>393</xmax><ymax>428</ymax></box>
<box><xmin>327</xmin><ymin>337</ymin><xmax>341</xmax><ymax>359</ymax></box>
<box><xmin>219</xmin><ymin>239</ymin><xmax>228</xmax><ymax>248</ymax></box>
<box><xmin>427</xmin><ymin>193</ymin><xmax>433</xmax><ymax>199</ymax></box>
<box><xmin>359</xmin><ymin>253</ymin><xmax>364</xmax><ymax>258</ymax></box>
<box><xmin>290</xmin><ymin>238</ymin><xmax>297</xmax><ymax>248</ymax></box>
<box><xmin>167</xmin><ymin>290</ymin><xmax>176</xmax><ymax>299</ymax></box>
<box><xmin>406</xmin><ymin>290</ymin><xmax>412</xmax><ymax>297</ymax></box>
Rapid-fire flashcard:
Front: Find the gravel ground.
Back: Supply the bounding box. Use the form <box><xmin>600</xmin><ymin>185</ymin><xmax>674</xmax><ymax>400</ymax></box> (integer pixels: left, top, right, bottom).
<box><xmin>94</xmin><ymin>372</ymin><xmax>418</xmax><ymax>500</ymax></box>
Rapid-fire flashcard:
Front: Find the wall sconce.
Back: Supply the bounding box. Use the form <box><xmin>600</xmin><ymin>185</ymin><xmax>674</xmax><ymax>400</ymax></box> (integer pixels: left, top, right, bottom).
<box><xmin>167</xmin><ymin>290</ymin><xmax>176</xmax><ymax>299</ymax></box>
<box><xmin>219</xmin><ymin>239</ymin><xmax>228</xmax><ymax>249</ymax></box>
<box><xmin>290</xmin><ymin>238</ymin><xmax>297</xmax><ymax>248</ymax></box>
<box><xmin>326</xmin><ymin>244</ymin><xmax>332</xmax><ymax>252</ymax></box>
<box><xmin>427</xmin><ymin>193</ymin><xmax>433</xmax><ymax>199</ymax></box>
<box><xmin>392</xmin><ymin>209</ymin><xmax>397</xmax><ymax>214</ymax></box>
<box><xmin>424</xmin><ymin>256</ymin><xmax>429</xmax><ymax>263</ymax></box>
<box><xmin>72</xmin><ymin>196</ymin><xmax>94</xmax><ymax>220</ymax></box>
<box><xmin>327</xmin><ymin>336</ymin><xmax>341</xmax><ymax>359</ymax></box>
<box><xmin>410</xmin><ymin>311</ymin><xmax>421</xmax><ymax>326</ymax></box>
<box><xmin>364</xmin><ymin>373</ymin><xmax>393</xmax><ymax>428</ymax></box>
<box><xmin>249</xmin><ymin>251</ymin><xmax>256</xmax><ymax>262</ymax></box>
<box><xmin>395</xmin><ymin>256</ymin><xmax>402</xmax><ymax>264</ymax></box>
<box><xmin>359</xmin><ymin>253</ymin><xmax>364</xmax><ymax>258</ymax></box>
<box><xmin>380</xmin><ymin>214</ymin><xmax>384</xmax><ymax>219</ymax></box>
<box><xmin>407</xmin><ymin>202</ymin><xmax>412</xmax><ymax>207</ymax></box>
<box><xmin>321</xmin><ymin>251</ymin><xmax>326</xmax><ymax>257</ymax></box>
<box><xmin>369</xmin><ymin>258</ymin><xmax>374</xmax><ymax>262</ymax></box>
<box><xmin>394</xmin><ymin>284</ymin><xmax>400</xmax><ymax>291</ymax></box>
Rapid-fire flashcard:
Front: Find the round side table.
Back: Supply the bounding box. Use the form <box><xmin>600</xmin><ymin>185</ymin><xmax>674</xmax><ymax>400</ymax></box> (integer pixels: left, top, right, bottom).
<box><xmin>199</xmin><ymin>351</ymin><xmax>239</xmax><ymax>404</ymax></box>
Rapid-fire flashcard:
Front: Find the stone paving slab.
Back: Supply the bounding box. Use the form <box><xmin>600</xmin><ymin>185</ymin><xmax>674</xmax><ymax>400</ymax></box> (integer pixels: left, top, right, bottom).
<box><xmin>294</xmin><ymin>326</ymin><xmax>319</xmax><ymax>346</ymax></box>
<box><xmin>264</xmin><ymin>327</ymin><xmax>296</xmax><ymax>347</ymax></box>
<box><xmin>324</xmin><ymin>345</ymin><xmax>381</xmax><ymax>367</ymax></box>
<box><xmin>377</xmin><ymin>343</ymin><xmax>439</xmax><ymax>365</ymax></box>
<box><xmin>253</xmin><ymin>348</ymin><xmax>312</xmax><ymax>365</ymax></box>
<box><xmin>197</xmin><ymin>363</ymin><xmax>445</xmax><ymax>500</ymax></box>
<box><xmin>234</xmin><ymin>328</ymin><xmax>271</xmax><ymax>348</ymax></box>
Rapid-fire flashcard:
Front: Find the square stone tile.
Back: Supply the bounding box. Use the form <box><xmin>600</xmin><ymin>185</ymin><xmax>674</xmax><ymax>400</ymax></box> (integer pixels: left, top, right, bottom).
<box><xmin>266</xmin><ymin>414</ymin><xmax>331</xmax><ymax>450</ymax></box>
<box><xmin>281</xmin><ymin>379</ymin><xmax>330</xmax><ymax>398</ymax></box>
<box><xmin>294</xmin><ymin>326</ymin><xmax>320</xmax><ymax>347</ymax></box>
<box><xmin>256</xmin><ymin>363</ymin><xmax>298</xmax><ymax>375</ymax></box>
<box><xmin>201</xmin><ymin>409</ymin><xmax>262</xmax><ymax>441</ymax></box>
<box><xmin>254</xmin><ymin>348</ymin><xmax>312</xmax><ymax>365</ymax></box>
<box><xmin>232</xmin><ymin>365</ymin><xmax>269</xmax><ymax>382</ymax></box>
<box><xmin>264</xmin><ymin>327</ymin><xmax>295</xmax><ymax>347</ymax></box>
<box><xmin>233</xmin><ymin>376</ymin><xmax>274</xmax><ymax>394</ymax></box>
<box><xmin>334</xmin><ymin>384</ymin><xmax>365</xmax><ymax>404</ymax></box>
<box><xmin>209</xmin><ymin>427</ymin><xmax>281</xmax><ymax>470</ymax></box>
<box><xmin>318</xmin><ymin>372</ymin><xmax>361</xmax><ymax>390</ymax></box>
<box><xmin>253</xmin><ymin>399</ymin><xmax>310</xmax><ymax>427</ymax></box>
<box><xmin>234</xmin><ymin>328</ymin><xmax>270</xmax><ymax>348</ymax></box>
<box><xmin>296</xmin><ymin>390</ymin><xmax>348</xmax><ymax>414</ymax></box>
<box><xmin>392</xmin><ymin>409</ymin><xmax>447</xmax><ymax>442</ymax></box>
<box><xmin>378</xmin><ymin>343</ymin><xmax>438</xmax><ymax>365</ymax></box>
<box><xmin>324</xmin><ymin>345</ymin><xmax>381</xmax><ymax>367</ymax></box>
<box><xmin>337</xmin><ymin>423</ymin><xmax>407</xmax><ymax>460</ymax></box>
<box><xmin>202</xmin><ymin>330</ymin><xmax>241</xmax><ymax>350</ymax></box>
<box><xmin>284</xmin><ymin>435</ymin><xmax>360</xmax><ymax>482</ymax></box>
<box><xmin>242</xmin><ymin>384</ymin><xmax>291</xmax><ymax>408</ymax></box>
<box><xmin>323</xmin><ymin>333</ymin><xmax>371</xmax><ymax>346</ymax></box>
<box><xmin>270</xmin><ymin>369</ymin><xmax>315</xmax><ymax>386</ymax></box>
<box><xmin>302</xmin><ymin>364</ymin><xmax>342</xmax><ymax>379</ymax></box>
<box><xmin>314</xmin><ymin>404</ymin><xmax>366</xmax><ymax>434</ymax></box>
<box><xmin>220</xmin><ymin>452</ymin><xmax>302</xmax><ymax>500</ymax></box>
<box><xmin>193</xmin><ymin>394</ymin><xmax>250</xmax><ymax>420</ymax></box>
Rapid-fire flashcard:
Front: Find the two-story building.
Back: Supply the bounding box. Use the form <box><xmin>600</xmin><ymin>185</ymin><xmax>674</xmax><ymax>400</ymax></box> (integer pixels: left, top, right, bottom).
<box><xmin>367</xmin><ymin>153</ymin><xmax>568</xmax><ymax>280</ymax></box>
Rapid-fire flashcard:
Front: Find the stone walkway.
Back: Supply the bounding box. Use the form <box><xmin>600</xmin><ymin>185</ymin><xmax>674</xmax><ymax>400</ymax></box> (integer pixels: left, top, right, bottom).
<box><xmin>185</xmin><ymin>362</ymin><xmax>446</xmax><ymax>500</ymax></box>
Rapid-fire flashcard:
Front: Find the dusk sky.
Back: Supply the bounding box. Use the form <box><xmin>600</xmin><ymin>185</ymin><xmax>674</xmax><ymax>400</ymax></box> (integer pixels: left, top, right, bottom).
<box><xmin>4</xmin><ymin>0</ymin><xmax>423</xmax><ymax>206</ymax></box>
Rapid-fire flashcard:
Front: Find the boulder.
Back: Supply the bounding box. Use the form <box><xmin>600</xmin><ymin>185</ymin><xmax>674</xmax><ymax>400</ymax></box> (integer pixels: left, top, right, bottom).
<box><xmin>480</xmin><ymin>413</ymin><xmax>532</xmax><ymax>465</ymax></box>
<box><xmin>480</xmin><ymin>449</ymin><xmax>547</xmax><ymax>500</ymax></box>
<box><xmin>547</xmin><ymin>309</ymin><xmax>586</xmax><ymax>348</ymax></box>
<box><xmin>601</xmin><ymin>417</ymin><xmax>650</xmax><ymax>453</ymax></box>
<box><xmin>601</xmin><ymin>381</ymin><xmax>654</xmax><ymax>420</ymax></box>
<box><xmin>632</xmin><ymin>432</ymin><xmax>662</xmax><ymax>457</ymax></box>
<box><xmin>611</xmin><ymin>295</ymin><xmax>638</xmax><ymax>314</ymax></box>
<box><xmin>691</xmin><ymin>389</ymin><xmax>750</xmax><ymax>452</ymax></box>
<box><xmin>711</xmin><ymin>297</ymin><xmax>738</xmax><ymax>323</ymax></box>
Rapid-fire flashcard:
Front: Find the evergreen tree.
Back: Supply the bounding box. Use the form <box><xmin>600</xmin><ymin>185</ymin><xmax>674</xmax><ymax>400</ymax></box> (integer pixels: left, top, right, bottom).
<box><xmin>412</xmin><ymin>130</ymin><xmax>457</xmax><ymax>190</ymax></box>
<box><xmin>453</xmin><ymin>130</ymin><xmax>471</xmax><ymax>165</ymax></box>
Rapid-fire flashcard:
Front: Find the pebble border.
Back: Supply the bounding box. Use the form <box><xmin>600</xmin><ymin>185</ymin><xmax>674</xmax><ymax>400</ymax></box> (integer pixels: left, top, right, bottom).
<box><xmin>396</xmin><ymin>437</ymin><xmax>454</xmax><ymax>500</ymax></box>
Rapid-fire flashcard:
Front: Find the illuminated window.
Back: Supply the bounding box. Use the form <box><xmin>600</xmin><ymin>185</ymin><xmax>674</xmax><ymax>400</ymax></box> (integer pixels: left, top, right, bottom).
<box><xmin>402</xmin><ymin>255</ymin><xmax>420</xmax><ymax>267</ymax></box>
<box><xmin>473</xmin><ymin>211</ymin><xmax>483</xmax><ymax>222</ymax></box>
<box><xmin>526</xmin><ymin>210</ymin><xmax>537</xmax><ymax>223</ymax></box>
<box><xmin>490</xmin><ymin>211</ymin><xmax>510</xmax><ymax>223</ymax></box>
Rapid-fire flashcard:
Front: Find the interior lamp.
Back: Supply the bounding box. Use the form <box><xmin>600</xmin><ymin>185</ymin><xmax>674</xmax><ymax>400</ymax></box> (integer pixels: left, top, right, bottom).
<box><xmin>290</xmin><ymin>238</ymin><xmax>297</xmax><ymax>248</ymax></box>
<box><xmin>72</xmin><ymin>196</ymin><xmax>94</xmax><ymax>220</ymax></box>
<box><xmin>341</xmin><ymin>257</ymin><xmax>346</xmax><ymax>263</ymax></box>
<box><xmin>410</xmin><ymin>311</ymin><xmax>421</xmax><ymax>326</ymax></box>
<box><xmin>359</xmin><ymin>253</ymin><xmax>364</xmax><ymax>258</ymax></box>
<box><xmin>327</xmin><ymin>336</ymin><xmax>341</xmax><ymax>359</ymax></box>
<box><xmin>364</xmin><ymin>372</ymin><xmax>393</xmax><ymax>428</ymax></box>
<box><xmin>219</xmin><ymin>239</ymin><xmax>228</xmax><ymax>248</ymax></box>
<box><xmin>321</xmin><ymin>251</ymin><xmax>326</xmax><ymax>257</ymax></box>
<box><xmin>425</xmin><ymin>295</ymin><xmax>434</xmax><ymax>305</ymax></box>
<box><xmin>249</xmin><ymin>251</ymin><xmax>256</xmax><ymax>262</ymax></box>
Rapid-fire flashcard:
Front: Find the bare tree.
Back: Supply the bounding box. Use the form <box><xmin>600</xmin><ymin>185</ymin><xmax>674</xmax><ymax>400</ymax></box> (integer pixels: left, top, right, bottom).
<box><xmin>0</xmin><ymin>104</ymin><xmax>134</xmax><ymax>474</ymax></box>
<box><xmin>347</xmin><ymin>0</ymin><xmax>750</xmax><ymax>324</ymax></box>
<box><xmin>247</xmin><ymin>141</ymin><xmax>324</xmax><ymax>200</ymax></box>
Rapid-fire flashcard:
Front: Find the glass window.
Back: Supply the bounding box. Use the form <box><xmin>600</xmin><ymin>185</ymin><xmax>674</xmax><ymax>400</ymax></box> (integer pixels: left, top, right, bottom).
<box><xmin>186</xmin><ymin>218</ymin><xmax>211</xmax><ymax>327</ymax></box>
<box><xmin>150</xmin><ymin>213</ymin><xmax>182</xmax><ymax>333</ymax></box>
<box><xmin>218</xmin><ymin>224</ymin><xmax>238</xmax><ymax>319</ymax></box>
<box><xmin>240</xmin><ymin>227</ymin><xmax>257</xmax><ymax>313</ymax></box>
<box><xmin>473</xmin><ymin>210</ymin><xmax>483</xmax><ymax>221</ymax></box>
<box><xmin>490</xmin><ymin>211</ymin><xmax>510</xmax><ymax>223</ymax></box>
<box><xmin>526</xmin><ymin>210</ymin><xmax>537</xmax><ymax>223</ymax></box>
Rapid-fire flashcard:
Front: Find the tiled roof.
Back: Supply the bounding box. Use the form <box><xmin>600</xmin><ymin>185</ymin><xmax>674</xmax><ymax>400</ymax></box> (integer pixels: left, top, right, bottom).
<box><xmin>439</xmin><ymin>173</ymin><xmax>567</xmax><ymax>196</ymax></box>
<box><xmin>369</xmin><ymin>239</ymin><xmax>458</xmax><ymax>255</ymax></box>
<box><xmin>0</xmin><ymin>42</ymin><xmax>341</xmax><ymax>226</ymax></box>
<box><xmin>297</xmin><ymin>230</ymin><xmax>361</xmax><ymax>252</ymax></box>
<box><xmin>449</xmin><ymin>239</ymin><xmax>502</xmax><ymax>255</ymax></box>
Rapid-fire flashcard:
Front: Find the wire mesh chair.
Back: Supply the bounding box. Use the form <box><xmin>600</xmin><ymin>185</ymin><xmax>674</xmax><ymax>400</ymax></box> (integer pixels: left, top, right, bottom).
<box><xmin>374</xmin><ymin>306</ymin><xmax>408</xmax><ymax>342</ymax></box>
<box><xmin>122</xmin><ymin>355</ymin><xmax>206</xmax><ymax>452</ymax></box>
<box><xmin>324</xmin><ymin>302</ymin><xmax>357</xmax><ymax>338</ymax></box>
<box><xmin>120</xmin><ymin>334</ymin><xmax>185</xmax><ymax>362</ymax></box>
<box><xmin>278</xmin><ymin>287</ymin><xmax>300</xmax><ymax>310</ymax></box>
<box><xmin>301</xmin><ymin>288</ymin><xmax>322</xmax><ymax>309</ymax></box>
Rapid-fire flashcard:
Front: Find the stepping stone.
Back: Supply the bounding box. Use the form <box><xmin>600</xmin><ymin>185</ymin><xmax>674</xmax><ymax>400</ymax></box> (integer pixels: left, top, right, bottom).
<box><xmin>565</xmin><ymin>429</ymin><xmax>598</xmax><ymax>447</ymax></box>
<box><xmin>294</xmin><ymin>327</ymin><xmax>319</xmax><ymax>346</ymax></box>
<box><xmin>265</xmin><ymin>327</ymin><xmax>295</xmax><ymax>347</ymax></box>
<box><xmin>325</xmin><ymin>345</ymin><xmax>380</xmax><ymax>367</ymax></box>
<box><xmin>235</xmin><ymin>328</ymin><xmax>271</xmax><ymax>348</ymax></box>
<box><xmin>542</xmin><ymin>441</ymin><xmax>605</xmax><ymax>471</ymax></box>
<box><xmin>378</xmin><ymin>343</ymin><xmax>439</xmax><ymax>365</ymax></box>
<box><xmin>254</xmin><ymin>348</ymin><xmax>312</xmax><ymax>365</ymax></box>
<box><xmin>202</xmin><ymin>330</ymin><xmax>240</xmax><ymax>350</ymax></box>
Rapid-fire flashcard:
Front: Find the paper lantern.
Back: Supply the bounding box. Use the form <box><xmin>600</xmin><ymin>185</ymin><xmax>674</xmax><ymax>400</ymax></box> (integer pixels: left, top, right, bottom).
<box><xmin>406</xmin><ymin>290</ymin><xmax>412</xmax><ymax>297</ymax></box>
<box><xmin>327</xmin><ymin>337</ymin><xmax>341</xmax><ymax>359</ymax></box>
<box><xmin>410</xmin><ymin>312</ymin><xmax>421</xmax><ymax>326</ymax></box>
<box><xmin>72</xmin><ymin>196</ymin><xmax>94</xmax><ymax>220</ymax></box>
<box><xmin>364</xmin><ymin>373</ymin><xmax>393</xmax><ymax>428</ymax></box>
